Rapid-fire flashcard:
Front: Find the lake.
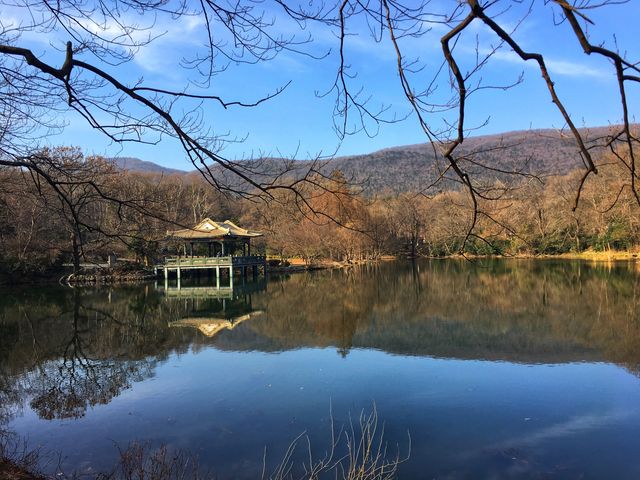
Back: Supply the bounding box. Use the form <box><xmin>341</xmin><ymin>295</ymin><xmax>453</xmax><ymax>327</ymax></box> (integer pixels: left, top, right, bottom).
<box><xmin>1</xmin><ymin>259</ymin><xmax>640</xmax><ymax>479</ymax></box>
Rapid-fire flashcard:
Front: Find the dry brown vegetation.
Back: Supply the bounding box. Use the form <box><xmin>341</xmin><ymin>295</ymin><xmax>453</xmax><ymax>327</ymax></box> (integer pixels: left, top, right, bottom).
<box><xmin>1</xmin><ymin>143</ymin><xmax>639</xmax><ymax>279</ymax></box>
<box><xmin>0</xmin><ymin>408</ymin><xmax>407</xmax><ymax>480</ymax></box>
<box><xmin>1</xmin><ymin>0</ymin><xmax>639</xmax><ymax>271</ymax></box>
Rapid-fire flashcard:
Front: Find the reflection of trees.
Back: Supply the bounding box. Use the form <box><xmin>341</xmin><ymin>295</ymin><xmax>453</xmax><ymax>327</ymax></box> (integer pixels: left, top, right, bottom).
<box><xmin>246</xmin><ymin>261</ymin><xmax>640</xmax><ymax>370</ymax></box>
<box><xmin>0</xmin><ymin>316</ymin><xmax>28</xmax><ymax>426</ymax></box>
<box><xmin>1</xmin><ymin>261</ymin><xmax>640</xmax><ymax>423</ymax></box>
<box><xmin>22</xmin><ymin>290</ymin><xmax>156</xmax><ymax>420</ymax></box>
<box><xmin>0</xmin><ymin>283</ymin><xmax>267</xmax><ymax>422</ymax></box>
<box><xmin>28</xmin><ymin>359</ymin><xmax>152</xmax><ymax>420</ymax></box>
<box><xmin>0</xmin><ymin>370</ymin><xmax>23</xmax><ymax>426</ymax></box>
<box><xmin>0</xmin><ymin>288</ymin><xmax>183</xmax><ymax>422</ymax></box>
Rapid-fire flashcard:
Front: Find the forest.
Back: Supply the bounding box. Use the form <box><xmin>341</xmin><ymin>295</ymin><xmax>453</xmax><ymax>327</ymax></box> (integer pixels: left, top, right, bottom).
<box><xmin>1</xmin><ymin>142</ymin><xmax>639</xmax><ymax>280</ymax></box>
<box><xmin>2</xmin><ymin>0</ymin><xmax>639</xmax><ymax>282</ymax></box>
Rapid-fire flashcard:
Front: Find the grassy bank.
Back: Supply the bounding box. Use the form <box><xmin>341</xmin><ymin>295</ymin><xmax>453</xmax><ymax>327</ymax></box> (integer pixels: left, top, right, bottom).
<box><xmin>0</xmin><ymin>459</ymin><xmax>44</xmax><ymax>480</ymax></box>
<box><xmin>553</xmin><ymin>249</ymin><xmax>640</xmax><ymax>261</ymax></box>
<box><xmin>439</xmin><ymin>248</ymin><xmax>640</xmax><ymax>264</ymax></box>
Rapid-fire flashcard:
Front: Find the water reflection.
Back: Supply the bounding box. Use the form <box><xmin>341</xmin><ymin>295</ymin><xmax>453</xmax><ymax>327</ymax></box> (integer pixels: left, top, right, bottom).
<box><xmin>0</xmin><ymin>280</ymin><xmax>269</xmax><ymax>423</ymax></box>
<box><xmin>251</xmin><ymin>260</ymin><xmax>640</xmax><ymax>368</ymax></box>
<box><xmin>162</xmin><ymin>280</ymin><xmax>266</xmax><ymax>337</ymax></box>
<box><xmin>1</xmin><ymin>260</ymin><xmax>640</xmax><ymax>421</ymax></box>
<box><xmin>0</xmin><ymin>288</ymin><xmax>158</xmax><ymax>422</ymax></box>
<box><xmin>1</xmin><ymin>259</ymin><xmax>640</xmax><ymax>477</ymax></box>
<box><xmin>159</xmin><ymin>275</ymin><xmax>267</xmax><ymax>299</ymax></box>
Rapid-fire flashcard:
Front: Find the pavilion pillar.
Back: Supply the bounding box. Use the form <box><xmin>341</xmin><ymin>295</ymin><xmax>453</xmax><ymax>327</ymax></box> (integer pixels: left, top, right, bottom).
<box><xmin>229</xmin><ymin>265</ymin><xmax>233</xmax><ymax>287</ymax></box>
<box><xmin>221</xmin><ymin>242</ymin><xmax>225</xmax><ymax>256</ymax></box>
<box><xmin>248</xmin><ymin>239</ymin><xmax>251</xmax><ymax>256</ymax></box>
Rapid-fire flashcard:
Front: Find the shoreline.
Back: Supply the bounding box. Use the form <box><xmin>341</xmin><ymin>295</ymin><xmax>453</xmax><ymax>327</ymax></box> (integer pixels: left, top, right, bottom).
<box><xmin>444</xmin><ymin>250</ymin><xmax>640</xmax><ymax>263</ymax></box>
<box><xmin>0</xmin><ymin>459</ymin><xmax>44</xmax><ymax>480</ymax></box>
<box><xmin>1</xmin><ymin>251</ymin><xmax>638</xmax><ymax>287</ymax></box>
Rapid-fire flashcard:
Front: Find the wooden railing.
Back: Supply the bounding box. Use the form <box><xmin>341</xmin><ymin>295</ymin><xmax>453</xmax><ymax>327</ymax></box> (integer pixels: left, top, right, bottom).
<box><xmin>165</xmin><ymin>256</ymin><xmax>231</xmax><ymax>266</ymax></box>
<box><xmin>163</xmin><ymin>255</ymin><xmax>266</xmax><ymax>267</ymax></box>
<box><xmin>232</xmin><ymin>255</ymin><xmax>266</xmax><ymax>266</ymax></box>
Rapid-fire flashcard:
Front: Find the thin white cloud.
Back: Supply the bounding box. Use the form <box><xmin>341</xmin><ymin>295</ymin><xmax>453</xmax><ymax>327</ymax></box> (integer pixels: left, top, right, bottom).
<box><xmin>491</xmin><ymin>409</ymin><xmax>633</xmax><ymax>450</ymax></box>
<box><xmin>486</xmin><ymin>49</ymin><xmax>610</xmax><ymax>79</ymax></box>
<box><xmin>458</xmin><ymin>408</ymin><xmax>636</xmax><ymax>463</ymax></box>
<box><xmin>544</xmin><ymin>57</ymin><xmax>610</xmax><ymax>79</ymax></box>
<box><xmin>131</xmin><ymin>15</ymin><xmax>206</xmax><ymax>74</ymax></box>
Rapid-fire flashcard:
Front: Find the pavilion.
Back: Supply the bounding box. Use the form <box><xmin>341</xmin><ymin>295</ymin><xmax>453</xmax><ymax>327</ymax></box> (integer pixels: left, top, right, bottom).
<box><xmin>166</xmin><ymin>218</ymin><xmax>262</xmax><ymax>257</ymax></box>
<box><xmin>157</xmin><ymin>218</ymin><xmax>267</xmax><ymax>283</ymax></box>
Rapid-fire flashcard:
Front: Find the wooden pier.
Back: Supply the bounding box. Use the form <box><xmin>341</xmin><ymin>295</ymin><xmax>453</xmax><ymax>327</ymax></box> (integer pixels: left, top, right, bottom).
<box><xmin>156</xmin><ymin>255</ymin><xmax>266</xmax><ymax>287</ymax></box>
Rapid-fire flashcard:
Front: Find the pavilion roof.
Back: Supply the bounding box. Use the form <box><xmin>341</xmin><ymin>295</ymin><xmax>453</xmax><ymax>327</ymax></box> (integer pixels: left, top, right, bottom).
<box><xmin>169</xmin><ymin>311</ymin><xmax>263</xmax><ymax>337</ymax></box>
<box><xmin>166</xmin><ymin>218</ymin><xmax>263</xmax><ymax>240</ymax></box>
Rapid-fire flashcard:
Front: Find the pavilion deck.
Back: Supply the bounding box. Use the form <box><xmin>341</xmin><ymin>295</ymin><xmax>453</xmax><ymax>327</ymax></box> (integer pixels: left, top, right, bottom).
<box><xmin>164</xmin><ymin>255</ymin><xmax>266</xmax><ymax>267</ymax></box>
<box><xmin>156</xmin><ymin>255</ymin><xmax>267</xmax><ymax>282</ymax></box>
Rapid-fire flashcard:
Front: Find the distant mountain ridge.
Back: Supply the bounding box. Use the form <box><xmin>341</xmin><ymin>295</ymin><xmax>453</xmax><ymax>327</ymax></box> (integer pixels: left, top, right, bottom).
<box><xmin>109</xmin><ymin>126</ymin><xmax>619</xmax><ymax>193</ymax></box>
<box><xmin>110</xmin><ymin>157</ymin><xmax>185</xmax><ymax>175</ymax></box>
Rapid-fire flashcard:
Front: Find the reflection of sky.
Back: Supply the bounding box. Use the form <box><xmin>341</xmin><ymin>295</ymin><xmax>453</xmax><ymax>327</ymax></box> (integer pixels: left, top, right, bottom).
<box><xmin>10</xmin><ymin>347</ymin><xmax>640</xmax><ymax>479</ymax></box>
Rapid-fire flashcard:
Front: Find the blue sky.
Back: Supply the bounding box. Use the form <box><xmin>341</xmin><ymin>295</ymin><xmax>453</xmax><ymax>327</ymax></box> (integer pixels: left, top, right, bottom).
<box><xmin>7</xmin><ymin>0</ymin><xmax>640</xmax><ymax>171</ymax></box>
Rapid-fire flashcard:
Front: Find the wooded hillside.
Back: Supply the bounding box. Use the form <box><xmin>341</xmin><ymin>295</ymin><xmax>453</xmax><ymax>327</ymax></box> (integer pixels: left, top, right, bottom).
<box><xmin>113</xmin><ymin>127</ymin><xmax>612</xmax><ymax>195</ymax></box>
<box><xmin>1</xmin><ymin>126</ymin><xmax>638</xmax><ymax>279</ymax></box>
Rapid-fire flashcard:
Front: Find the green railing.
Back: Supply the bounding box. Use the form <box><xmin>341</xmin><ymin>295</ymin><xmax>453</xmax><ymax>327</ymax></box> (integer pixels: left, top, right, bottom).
<box><xmin>232</xmin><ymin>255</ymin><xmax>266</xmax><ymax>266</ymax></box>
<box><xmin>164</xmin><ymin>255</ymin><xmax>265</xmax><ymax>267</ymax></box>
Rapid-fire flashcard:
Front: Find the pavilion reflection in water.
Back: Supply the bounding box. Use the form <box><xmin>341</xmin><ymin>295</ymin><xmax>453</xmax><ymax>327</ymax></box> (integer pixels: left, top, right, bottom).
<box><xmin>158</xmin><ymin>278</ymin><xmax>266</xmax><ymax>339</ymax></box>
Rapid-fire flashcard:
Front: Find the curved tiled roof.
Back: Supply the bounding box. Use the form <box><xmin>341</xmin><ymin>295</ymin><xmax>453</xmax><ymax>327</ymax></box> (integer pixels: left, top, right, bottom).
<box><xmin>166</xmin><ymin>218</ymin><xmax>263</xmax><ymax>240</ymax></box>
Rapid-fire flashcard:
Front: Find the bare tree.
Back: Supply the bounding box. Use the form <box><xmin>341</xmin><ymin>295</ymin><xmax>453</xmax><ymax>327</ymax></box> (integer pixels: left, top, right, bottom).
<box><xmin>0</xmin><ymin>0</ymin><xmax>344</xmax><ymax>206</ymax></box>
<box><xmin>1</xmin><ymin>147</ymin><xmax>175</xmax><ymax>273</ymax></box>
<box><xmin>1</xmin><ymin>0</ymin><xmax>638</xmax><ymax>250</ymax></box>
<box><xmin>309</xmin><ymin>0</ymin><xmax>639</xmax><ymax>248</ymax></box>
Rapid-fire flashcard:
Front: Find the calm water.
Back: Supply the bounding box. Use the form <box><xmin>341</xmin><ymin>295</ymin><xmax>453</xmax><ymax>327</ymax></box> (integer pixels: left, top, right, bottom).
<box><xmin>2</xmin><ymin>259</ymin><xmax>640</xmax><ymax>478</ymax></box>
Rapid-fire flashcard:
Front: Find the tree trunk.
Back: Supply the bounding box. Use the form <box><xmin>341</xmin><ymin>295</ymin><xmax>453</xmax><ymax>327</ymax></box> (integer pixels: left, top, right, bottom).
<box><xmin>71</xmin><ymin>233</ymin><xmax>81</xmax><ymax>274</ymax></box>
